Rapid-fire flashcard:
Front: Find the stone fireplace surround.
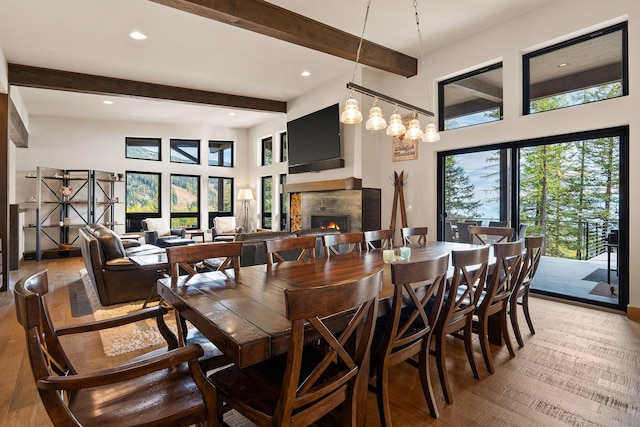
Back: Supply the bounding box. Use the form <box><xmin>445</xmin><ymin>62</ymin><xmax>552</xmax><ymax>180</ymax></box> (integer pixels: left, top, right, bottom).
<box><xmin>284</xmin><ymin>178</ymin><xmax>381</xmax><ymax>233</ymax></box>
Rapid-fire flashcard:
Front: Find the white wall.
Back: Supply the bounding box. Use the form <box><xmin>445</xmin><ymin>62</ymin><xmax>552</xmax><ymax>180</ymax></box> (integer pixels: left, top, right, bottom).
<box><xmin>15</xmin><ymin>115</ymin><xmax>250</xmax><ymax>245</ymax></box>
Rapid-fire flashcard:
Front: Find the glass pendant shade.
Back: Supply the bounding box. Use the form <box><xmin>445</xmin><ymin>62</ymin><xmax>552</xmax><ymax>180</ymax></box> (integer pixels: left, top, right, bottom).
<box><xmin>386</xmin><ymin>113</ymin><xmax>406</xmax><ymax>136</ymax></box>
<box><xmin>404</xmin><ymin>117</ymin><xmax>424</xmax><ymax>140</ymax></box>
<box><xmin>366</xmin><ymin>106</ymin><xmax>387</xmax><ymax>130</ymax></box>
<box><xmin>423</xmin><ymin>122</ymin><xmax>441</xmax><ymax>142</ymax></box>
<box><xmin>340</xmin><ymin>97</ymin><xmax>363</xmax><ymax>124</ymax></box>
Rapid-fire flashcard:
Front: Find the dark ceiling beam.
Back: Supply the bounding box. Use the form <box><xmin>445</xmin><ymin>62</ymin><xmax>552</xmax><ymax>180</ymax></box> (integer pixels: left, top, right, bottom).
<box><xmin>8</xmin><ymin>64</ymin><xmax>287</xmax><ymax>113</ymax></box>
<box><xmin>149</xmin><ymin>0</ymin><xmax>417</xmax><ymax>78</ymax></box>
<box><xmin>9</xmin><ymin>96</ymin><xmax>28</xmax><ymax>148</ymax></box>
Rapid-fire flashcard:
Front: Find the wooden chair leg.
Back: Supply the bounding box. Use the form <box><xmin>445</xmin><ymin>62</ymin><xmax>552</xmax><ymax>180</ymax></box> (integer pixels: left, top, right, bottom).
<box><xmin>463</xmin><ymin>320</ymin><xmax>480</xmax><ymax>379</ymax></box>
<box><xmin>522</xmin><ymin>289</ymin><xmax>536</xmax><ymax>335</ymax></box>
<box><xmin>477</xmin><ymin>316</ymin><xmax>495</xmax><ymax>374</ymax></box>
<box><xmin>510</xmin><ymin>297</ymin><xmax>525</xmax><ymax>348</ymax></box>
<box><xmin>419</xmin><ymin>337</ymin><xmax>439</xmax><ymax>418</ymax></box>
<box><xmin>376</xmin><ymin>363</ymin><xmax>393</xmax><ymax>427</ymax></box>
<box><xmin>500</xmin><ymin>307</ymin><xmax>516</xmax><ymax>357</ymax></box>
<box><xmin>434</xmin><ymin>330</ymin><xmax>453</xmax><ymax>404</ymax></box>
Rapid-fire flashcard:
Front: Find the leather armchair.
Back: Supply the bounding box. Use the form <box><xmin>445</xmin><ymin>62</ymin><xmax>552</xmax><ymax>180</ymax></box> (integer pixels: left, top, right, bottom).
<box><xmin>141</xmin><ymin>218</ymin><xmax>186</xmax><ymax>246</ymax></box>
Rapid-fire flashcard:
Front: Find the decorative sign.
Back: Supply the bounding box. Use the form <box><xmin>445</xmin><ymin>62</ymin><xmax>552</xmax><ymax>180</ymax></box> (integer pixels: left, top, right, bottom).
<box><xmin>392</xmin><ymin>136</ymin><xmax>418</xmax><ymax>162</ymax></box>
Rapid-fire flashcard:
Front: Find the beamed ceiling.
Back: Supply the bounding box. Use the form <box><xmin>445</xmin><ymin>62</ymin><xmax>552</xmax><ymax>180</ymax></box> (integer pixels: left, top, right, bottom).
<box><xmin>0</xmin><ymin>0</ymin><xmax>562</xmax><ymax>128</ymax></box>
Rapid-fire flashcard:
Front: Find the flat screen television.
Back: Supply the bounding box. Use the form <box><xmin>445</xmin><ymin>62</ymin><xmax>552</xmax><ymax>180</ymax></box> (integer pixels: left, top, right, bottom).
<box><xmin>287</xmin><ymin>103</ymin><xmax>344</xmax><ymax>174</ymax></box>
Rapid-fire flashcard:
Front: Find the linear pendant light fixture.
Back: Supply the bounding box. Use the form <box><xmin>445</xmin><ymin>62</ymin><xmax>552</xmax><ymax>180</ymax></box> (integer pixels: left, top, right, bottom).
<box><xmin>340</xmin><ymin>0</ymin><xmax>440</xmax><ymax>143</ymax></box>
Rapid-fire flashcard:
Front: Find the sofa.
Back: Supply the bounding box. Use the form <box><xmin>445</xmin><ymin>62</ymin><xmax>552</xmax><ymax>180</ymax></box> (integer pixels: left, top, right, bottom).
<box><xmin>141</xmin><ymin>218</ymin><xmax>188</xmax><ymax>247</ymax></box>
<box><xmin>233</xmin><ymin>231</ymin><xmax>296</xmax><ymax>266</ymax></box>
<box><xmin>79</xmin><ymin>224</ymin><xmax>164</xmax><ymax>305</ymax></box>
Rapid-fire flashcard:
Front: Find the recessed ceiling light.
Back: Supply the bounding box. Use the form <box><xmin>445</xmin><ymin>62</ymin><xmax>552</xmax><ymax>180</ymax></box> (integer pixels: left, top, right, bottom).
<box><xmin>558</xmin><ymin>62</ymin><xmax>569</xmax><ymax>67</ymax></box>
<box><xmin>301</xmin><ymin>70</ymin><xmax>311</xmax><ymax>77</ymax></box>
<box><xmin>228</xmin><ymin>112</ymin><xmax>236</xmax><ymax>116</ymax></box>
<box><xmin>129</xmin><ymin>31</ymin><xmax>147</xmax><ymax>40</ymax></box>
<box><xmin>103</xmin><ymin>100</ymin><xmax>114</xmax><ymax>105</ymax></box>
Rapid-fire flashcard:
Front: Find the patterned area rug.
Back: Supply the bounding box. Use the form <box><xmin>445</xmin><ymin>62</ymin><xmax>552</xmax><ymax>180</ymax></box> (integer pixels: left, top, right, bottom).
<box><xmin>79</xmin><ymin>269</ymin><xmax>175</xmax><ymax>356</ymax></box>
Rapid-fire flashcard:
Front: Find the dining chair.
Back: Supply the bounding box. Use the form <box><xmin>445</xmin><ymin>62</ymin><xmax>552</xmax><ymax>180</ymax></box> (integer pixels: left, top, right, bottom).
<box><xmin>364</xmin><ymin>229</ymin><xmax>394</xmax><ymax>250</ymax></box>
<box><xmin>474</xmin><ymin>241</ymin><xmax>524</xmax><ymax>373</ymax></box>
<box><xmin>323</xmin><ymin>231</ymin><xmax>363</xmax><ymax>257</ymax></box>
<box><xmin>444</xmin><ymin>221</ymin><xmax>457</xmax><ymax>242</ymax></box>
<box><xmin>516</xmin><ymin>223</ymin><xmax>528</xmax><ymax>240</ymax></box>
<box><xmin>370</xmin><ymin>253</ymin><xmax>449</xmax><ymax>422</ymax></box>
<box><xmin>510</xmin><ymin>235</ymin><xmax>544</xmax><ymax>347</ymax></box>
<box><xmin>14</xmin><ymin>269</ymin><xmax>218</xmax><ymax>426</ymax></box>
<box><xmin>456</xmin><ymin>222</ymin><xmax>473</xmax><ymax>243</ymax></box>
<box><xmin>208</xmin><ymin>269</ymin><xmax>384</xmax><ymax>426</ymax></box>
<box><xmin>401</xmin><ymin>226</ymin><xmax>428</xmax><ymax>246</ymax></box>
<box><xmin>166</xmin><ymin>242</ymin><xmax>243</xmax><ymax>371</ymax></box>
<box><xmin>469</xmin><ymin>225</ymin><xmax>514</xmax><ymax>245</ymax></box>
<box><xmin>166</xmin><ymin>241</ymin><xmax>243</xmax><ymax>281</ymax></box>
<box><xmin>431</xmin><ymin>246</ymin><xmax>489</xmax><ymax>404</ymax></box>
<box><xmin>488</xmin><ymin>221</ymin><xmax>508</xmax><ymax>227</ymax></box>
<box><xmin>264</xmin><ymin>235</ymin><xmax>316</xmax><ymax>270</ymax></box>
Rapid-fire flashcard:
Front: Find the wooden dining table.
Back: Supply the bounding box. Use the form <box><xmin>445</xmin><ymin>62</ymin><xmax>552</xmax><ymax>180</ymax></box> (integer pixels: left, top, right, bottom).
<box><xmin>157</xmin><ymin>240</ymin><xmax>487</xmax><ymax>369</ymax></box>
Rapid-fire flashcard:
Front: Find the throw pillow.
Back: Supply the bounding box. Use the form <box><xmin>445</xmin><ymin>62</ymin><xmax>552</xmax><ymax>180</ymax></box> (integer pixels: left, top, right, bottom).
<box><xmin>215</xmin><ymin>217</ymin><xmax>237</xmax><ymax>234</ymax></box>
<box><xmin>145</xmin><ymin>218</ymin><xmax>171</xmax><ymax>236</ymax></box>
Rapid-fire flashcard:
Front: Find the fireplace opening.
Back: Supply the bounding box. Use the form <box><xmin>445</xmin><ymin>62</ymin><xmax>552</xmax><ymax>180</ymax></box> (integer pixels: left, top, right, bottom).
<box><xmin>311</xmin><ymin>214</ymin><xmax>351</xmax><ymax>232</ymax></box>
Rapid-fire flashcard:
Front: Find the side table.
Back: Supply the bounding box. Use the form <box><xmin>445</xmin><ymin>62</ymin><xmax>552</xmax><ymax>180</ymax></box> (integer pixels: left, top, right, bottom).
<box><xmin>185</xmin><ymin>229</ymin><xmax>206</xmax><ymax>243</ymax></box>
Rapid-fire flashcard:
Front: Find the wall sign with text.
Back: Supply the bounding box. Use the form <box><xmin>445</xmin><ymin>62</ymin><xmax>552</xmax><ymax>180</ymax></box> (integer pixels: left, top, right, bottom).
<box><xmin>392</xmin><ymin>136</ymin><xmax>418</xmax><ymax>162</ymax></box>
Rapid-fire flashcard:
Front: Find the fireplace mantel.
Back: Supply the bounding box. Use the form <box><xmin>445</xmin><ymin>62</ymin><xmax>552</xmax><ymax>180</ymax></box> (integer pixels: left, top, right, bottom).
<box><xmin>283</xmin><ymin>177</ymin><xmax>362</xmax><ymax>193</ymax></box>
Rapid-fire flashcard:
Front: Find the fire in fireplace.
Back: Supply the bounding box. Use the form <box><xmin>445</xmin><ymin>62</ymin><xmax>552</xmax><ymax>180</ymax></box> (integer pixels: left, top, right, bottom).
<box><xmin>310</xmin><ymin>214</ymin><xmax>351</xmax><ymax>232</ymax></box>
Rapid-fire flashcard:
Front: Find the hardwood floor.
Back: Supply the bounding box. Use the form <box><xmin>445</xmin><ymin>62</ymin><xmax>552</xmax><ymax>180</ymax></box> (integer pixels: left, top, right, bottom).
<box><xmin>2</xmin><ymin>257</ymin><xmax>639</xmax><ymax>426</ymax></box>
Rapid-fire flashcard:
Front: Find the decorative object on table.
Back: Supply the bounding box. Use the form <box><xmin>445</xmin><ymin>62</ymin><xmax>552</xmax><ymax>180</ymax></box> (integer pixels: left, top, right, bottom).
<box><xmin>383</xmin><ymin>249</ymin><xmax>394</xmax><ymax>263</ymax></box>
<box><xmin>389</xmin><ymin>171</ymin><xmax>408</xmax><ymax>243</ymax></box>
<box><xmin>58</xmin><ymin>243</ymin><xmax>72</xmax><ymax>250</ymax></box>
<box><xmin>238</xmin><ymin>188</ymin><xmax>254</xmax><ymax>233</ymax></box>
<box><xmin>339</xmin><ymin>0</ymin><xmax>440</xmax><ymax>142</ymax></box>
<box><xmin>60</xmin><ymin>186</ymin><xmax>73</xmax><ymax>201</ymax></box>
<box><xmin>399</xmin><ymin>246</ymin><xmax>411</xmax><ymax>260</ymax></box>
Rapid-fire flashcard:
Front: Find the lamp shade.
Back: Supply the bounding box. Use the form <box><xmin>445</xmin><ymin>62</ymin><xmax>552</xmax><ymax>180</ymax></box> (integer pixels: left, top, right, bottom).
<box><xmin>238</xmin><ymin>189</ymin><xmax>254</xmax><ymax>201</ymax></box>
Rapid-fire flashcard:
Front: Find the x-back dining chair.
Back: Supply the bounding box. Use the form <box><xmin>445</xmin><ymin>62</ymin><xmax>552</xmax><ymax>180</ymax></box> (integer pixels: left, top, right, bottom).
<box><xmin>474</xmin><ymin>240</ymin><xmax>524</xmax><ymax>374</ymax></box>
<box><xmin>469</xmin><ymin>226</ymin><xmax>514</xmax><ymax>245</ymax></box>
<box><xmin>370</xmin><ymin>254</ymin><xmax>449</xmax><ymax>422</ymax></box>
<box><xmin>14</xmin><ymin>269</ymin><xmax>218</xmax><ymax>426</ymax></box>
<box><xmin>208</xmin><ymin>270</ymin><xmax>383</xmax><ymax>426</ymax></box>
<box><xmin>165</xmin><ymin>242</ymin><xmax>243</xmax><ymax>371</ymax></box>
<box><xmin>323</xmin><ymin>232</ymin><xmax>363</xmax><ymax>257</ymax></box>
<box><xmin>364</xmin><ymin>229</ymin><xmax>394</xmax><ymax>250</ymax></box>
<box><xmin>456</xmin><ymin>222</ymin><xmax>473</xmax><ymax>243</ymax></box>
<box><xmin>166</xmin><ymin>241</ymin><xmax>243</xmax><ymax>283</ymax></box>
<box><xmin>264</xmin><ymin>235</ymin><xmax>316</xmax><ymax>270</ymax></box>
<box><xmin>510</xmin><ymin>235</ymin><xmax>544</xmax><ymax>347</ymax></box>
<box><xmin>431</xmin><ymin>246</ymin><xmax>489</xmax><ymax>404</ymax></box>
<box><xmin>401</xmin><ymin>226</ymin><xmax>428</xmax><ymax>246</ymax></box>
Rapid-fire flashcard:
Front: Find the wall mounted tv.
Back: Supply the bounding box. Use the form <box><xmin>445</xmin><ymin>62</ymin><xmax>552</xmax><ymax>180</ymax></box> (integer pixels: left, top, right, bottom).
<box><xmin>287</xmin><ymin>103</ymin><xmax>344</xmax><ymax>174</ymax></box>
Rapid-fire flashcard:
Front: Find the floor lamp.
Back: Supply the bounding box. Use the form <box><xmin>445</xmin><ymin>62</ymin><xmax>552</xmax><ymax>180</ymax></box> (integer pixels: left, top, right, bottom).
<box><xmin>238</xmin><ymin>189</ymin><xmax>254</xmax><ymax>233</ymax></box>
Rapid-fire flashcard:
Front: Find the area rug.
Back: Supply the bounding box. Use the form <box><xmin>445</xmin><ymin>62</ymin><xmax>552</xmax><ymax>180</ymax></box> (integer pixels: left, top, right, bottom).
<box><xmin>79</xmin><ymin>269</ymin><xmax>176</xmax><ymax>356</ymax></box>
<box><xmin>582</xmin><ymin>268</ymin><xmax>618</xmax><ymax>285</ymax></box>
<box><xmin>589</xmin><ymin>281</ymin><xmax>618</xmax><ymax>297</ymax></box>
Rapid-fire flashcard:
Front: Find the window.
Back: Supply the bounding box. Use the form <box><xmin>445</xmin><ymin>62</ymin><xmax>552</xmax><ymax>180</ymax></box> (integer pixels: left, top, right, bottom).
<box><xmin>208</xmin><ymin>140</ymin><xmax>234</xmax><ymax>167</ymax></box>
<box><xmin>261</xmin><ymin>136</ymin><xmax>273</xmax><ymax>166</ymax></box>
<box><xmin>125</xmin><ymin>171</ymin><xmax>161</xmax><ymax>232</ymax></box>
<box><xmin>170</xmin><ymin>174</ymin><xmax>200</xmax><ymax>228</ymax></box>
<box><xmin>439</xmin><ymin>63</ymin><xmax>503</xmax><ymax>131</ymax></box>
<box><xmin>208</xmin><ymin>176</ymin><xmax>234</xmax><ymax>228</ymax></box>
<box><xmin>170</xmin><ymin>139</ymin><xmax>200</xmax><ymax>164</ymax></box>
<box><xmin>279</xmin><ymin>132</ymin><xmax>287</xmax><ymax>163</ymax></box>
<box><xmin>524</xmin><ymin>23</ymin><xmax>627</xmax><ymax>114</ymax></box>
<box><xmin>125</xmin><ymin>137</ymin><xmax>161</xmax><ymax>161</ymax></box>
<box><xmin>279</xmin><ymin>174</ymin><xmax>288</xmax><ymax>230</ymax></box>
<box><xmin>437</xmin><ymin>126</ymin><xmax>628</xmax><ymax>311</ymax></box>
<box><xmin>261</xmin><ymin>175</ymin><xmax>272</xmax><ymax>229</ymax></box>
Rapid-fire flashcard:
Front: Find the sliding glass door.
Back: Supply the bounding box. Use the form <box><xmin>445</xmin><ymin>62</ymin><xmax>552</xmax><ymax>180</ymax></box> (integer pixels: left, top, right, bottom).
<box><xmin>438</xmin><ymin>127</ymin><xmax>627</xmax><ymax>311</ymax></box>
